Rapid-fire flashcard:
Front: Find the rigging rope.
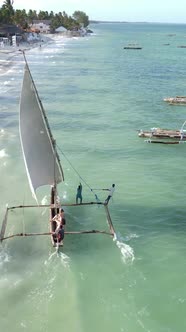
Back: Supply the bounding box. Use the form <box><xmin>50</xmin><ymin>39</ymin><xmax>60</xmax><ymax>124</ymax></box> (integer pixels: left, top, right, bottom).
<box><xmin>56</xmin><ymin>144</ymin><xmax>100</xmax><ymax>202</ymax></box>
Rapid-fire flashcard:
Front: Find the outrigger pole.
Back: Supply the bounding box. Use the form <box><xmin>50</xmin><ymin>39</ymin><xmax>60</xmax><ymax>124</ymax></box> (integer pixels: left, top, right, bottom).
<box><xmin>3</xmin><ymin>202</ymin><xmax>103</xmax><ymax>210</ymax></box>
<box><xmin>1</xmin><ymin>230</ymin><xmax>112</xmax><ymax>241</ymax></box>
<box><xmin>104</xmin><ymin>204</ymin><xmax>116</xmax><ymax>236</ymax></box>
<box><xmin>0</xmin><ymin>206</ymin><xmax>8</xmax><ymax>242</ymax></box>
<box><xmin>146</xmin><ymin>140</ymin><xmax>184</xmax><ymax>144</ymax></box>
<box><xmin>0</xmin><ymin>202</ymin><xmax>115</xmax><ymax>242</ymax></box>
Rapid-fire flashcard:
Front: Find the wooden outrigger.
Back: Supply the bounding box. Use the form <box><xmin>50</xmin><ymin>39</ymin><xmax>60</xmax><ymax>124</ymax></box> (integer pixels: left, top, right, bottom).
<box><xmin>144</xmin><ymin>140</ymin><xmax>183</xmax><ymax>144</ymax></box>
<box><xmin>0</xmin><ymin>198</ymin><xmax>116</xmax><ymax>244</ymax></box>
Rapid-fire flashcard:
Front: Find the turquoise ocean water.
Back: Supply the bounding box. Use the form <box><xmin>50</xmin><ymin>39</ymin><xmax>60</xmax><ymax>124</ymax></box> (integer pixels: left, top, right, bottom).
<box><xmin>1</xmin><ymin>23</ymin><xmax>186</xmax><ymax>331</ymax></box>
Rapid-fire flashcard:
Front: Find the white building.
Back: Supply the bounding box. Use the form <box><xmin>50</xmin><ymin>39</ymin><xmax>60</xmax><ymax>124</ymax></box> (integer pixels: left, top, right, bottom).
<box><xmin>30</xmin><ymin>20</ymin><xmax>51</xmax><ymax>33</ymax></box>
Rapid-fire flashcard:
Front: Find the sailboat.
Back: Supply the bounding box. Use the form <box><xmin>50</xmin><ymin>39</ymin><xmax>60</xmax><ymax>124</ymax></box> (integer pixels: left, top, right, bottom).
<box><xmin>0</xmin><ymin>52</ymin><xmax>116</xmax><ymax>247</ymax></box>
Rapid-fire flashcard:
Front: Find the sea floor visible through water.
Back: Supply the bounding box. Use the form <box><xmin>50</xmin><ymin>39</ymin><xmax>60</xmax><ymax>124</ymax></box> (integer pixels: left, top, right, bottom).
<box><xmin>0</xmin><ymin>23</ymin><xmax>186</xmax><ymax>332</ymax></box>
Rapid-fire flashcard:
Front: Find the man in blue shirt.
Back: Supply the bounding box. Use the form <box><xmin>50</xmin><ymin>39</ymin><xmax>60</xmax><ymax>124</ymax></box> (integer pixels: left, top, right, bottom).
<box><xmin>76</xmin><ymin>183</ymin><xmax>83</xmax><ymax>204</ymax></box>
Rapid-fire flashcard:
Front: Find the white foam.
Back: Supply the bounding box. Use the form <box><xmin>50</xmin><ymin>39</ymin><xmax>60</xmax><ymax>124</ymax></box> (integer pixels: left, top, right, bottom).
<box><xmin>41</xmin><ymin>195</ymin><xmax>48</xmax><ymax>205</ymax></box>
<box><xmin>0</xmin><ymin>129</ymin><xmax>16</xmax><ymax>139</ymax></box>
<box><xmin>4</xmin><ymin>80</ymin><xmax>11</xmax><ymax>85</ymax></box>
<box><xmin>0</xmin><ymin>148</ymin><xmax>8</xmax><ymax>158</ymax></box>
<box><xmin>58</xmin><ymin>251</ymin><xmax>70</xmax><ymax>268</ymax></box>
<box><xmin>62</xmin><ymin>191</ymin><xmax>67</xmax><ymax>199</ymax></box>
<box><xmin>125</xmin><ymin>233</ymin><xmax>139</xmax><ymax>241</ymax></box>
<box><xmin>0</xmin><ymin>252</ymin><xmax>10</xmax><ymax>264</ymax></box>
<box><xmin>0</xmin><ymin>247</ymin><xmax>11</xmax><ymax>269</ymax></box>
<box><xmin>114</xmin><ymin>233</ymin><xmax>135</xmax><ymax>264</ymax></box>
<box><xmin>20</xmin><ymin>322</ymin><xmax>27</xmax><ymax>328</ymax></box>
<box><xmin>0</xmin><ymin>129</ymin><xmax>5</xmax><ymax>137</ymax></box>
<box><xmin>46</xmin><ymin>249</ymin><xmax>70</xmax><ymax>269</ymax></box>
<box><xmin>41</xmin><ymin>195</ymin><xmax>48</xmax><ymax>215</ymax></box>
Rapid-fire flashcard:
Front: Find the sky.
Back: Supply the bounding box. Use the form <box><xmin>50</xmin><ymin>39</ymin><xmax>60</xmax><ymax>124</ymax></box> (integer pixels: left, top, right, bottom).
<box><xmin>1</xmin><ymin>0</ymin><xmax>186</xmax><ymax>24</ymax></box>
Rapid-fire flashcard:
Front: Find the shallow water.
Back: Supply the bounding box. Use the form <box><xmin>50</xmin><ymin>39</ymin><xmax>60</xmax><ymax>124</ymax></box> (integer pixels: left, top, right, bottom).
<box><xmin>0</xmin><ymin>23</ymin><xmax>186</xmax><ymax>332</ymax></box>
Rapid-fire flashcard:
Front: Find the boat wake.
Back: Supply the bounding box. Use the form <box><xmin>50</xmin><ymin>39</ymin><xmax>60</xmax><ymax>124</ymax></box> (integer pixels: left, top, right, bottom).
<box><xmin>113</xmin><ymin>233</ymin><xmax>135</xmax><ymax>264</ymax></box>
<box><xmin>0</xmin><ymin>246</ymin><xmax>10</xmax><ymax>267</ymax></box>
<box><xmin>46</xmin><ymin>248</ymin><xmax>71</xmax><ymax>269</ymax></box>
<box><xmin>57</xmin><ymin>251</ymin><xmax>71</xmax><ymax>268</ymax></box>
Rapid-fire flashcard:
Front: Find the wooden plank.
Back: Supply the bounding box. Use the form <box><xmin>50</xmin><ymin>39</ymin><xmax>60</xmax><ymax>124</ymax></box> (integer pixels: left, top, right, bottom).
<box><xmin>147</xmin><ymin>140</ymin><xmax>181</xmax><ymax>144</ymax></box>
<box><xmin>1</xmin><ymin>229</ymin><xmax>111</xmax><ymax>241</ymax></box>
<box><xmin>9</xmin><ymin>201</ymin><xmax>103</xmax><ymax>210</ymax></box>
<box><xmin>104</xmin><ymin>204</ymin><xmax>115</xmax><ymax>236</ymax></box>
<box><xmin>65</xmin><ymin>230</ymin><xmax>111</xmax><ymax>235</ymax></box>
<box><xmin>1</xmin><ymin>232</ymin><xmax>52</xmax><ymax>240</ymax></box>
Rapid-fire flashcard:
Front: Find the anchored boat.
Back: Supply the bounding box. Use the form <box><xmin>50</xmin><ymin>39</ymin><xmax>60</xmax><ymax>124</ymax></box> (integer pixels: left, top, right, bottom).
<box><xmin>123</xmin><ymin>43</ymin><xmax>142</xmax><ymax>50</ymax></box>
<box><xmin>0</xmin><ymin>52</ymin><xmax>116</xmax><ymax>247</ymax></box>
<box><xmin>164</xmin><ymin>96</ymin><xmax>186</xmax><ymax>105</ymax></box>
<box><xmin>138</xmin><ymin>121</ymin><xmax>186</xmax><ymax>144</ymax></box>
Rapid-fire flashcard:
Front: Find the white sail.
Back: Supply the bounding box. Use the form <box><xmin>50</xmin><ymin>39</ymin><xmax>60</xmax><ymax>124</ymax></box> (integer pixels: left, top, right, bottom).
<box><xmin>19</xmin><ymin>62</ymin><xmax>64</xmax><ymax>199</ymax></box>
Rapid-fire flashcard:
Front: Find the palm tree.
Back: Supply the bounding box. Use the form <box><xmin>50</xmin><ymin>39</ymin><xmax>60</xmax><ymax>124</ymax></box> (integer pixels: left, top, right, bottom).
<box><xmin>0</xmin><ymin>0</ymin><xmax>14</xmax><ymax>23</ymax></box>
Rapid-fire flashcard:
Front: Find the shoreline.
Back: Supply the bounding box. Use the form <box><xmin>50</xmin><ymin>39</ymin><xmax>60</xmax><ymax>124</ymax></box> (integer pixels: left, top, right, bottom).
<box><xmin>0</xmin><ymin>33</ymin><xmax>55</xmax><ymax>53</ymax></box>
<box><xmin>0</xmin><ymin>32</ymin><xmax>90</xmax><ymax>75</ymax></box>
<box><xmin>0</xmin><ymin>34</ymin><xmax>60</xmax><ymax>75</ymax></box>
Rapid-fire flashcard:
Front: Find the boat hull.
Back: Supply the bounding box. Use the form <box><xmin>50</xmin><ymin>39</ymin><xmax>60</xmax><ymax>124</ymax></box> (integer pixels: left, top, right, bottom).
<box><xmin>123</xmin><ymin>47</ymin><xmax>142</xmax><ymax>49</ymax></box>
<box><xmin>138</xmin><ymin>128</ymin><xmax>186</xmax><ymax>140</ymax></box>
<box><xmin>164</xmin><ymin>96</ymin><xmax>186</xmax><ymax>104</ymax></box>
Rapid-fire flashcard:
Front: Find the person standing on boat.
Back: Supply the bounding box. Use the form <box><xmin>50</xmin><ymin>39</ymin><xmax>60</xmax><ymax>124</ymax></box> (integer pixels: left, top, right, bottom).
<box><xmin>76</xmin><ymin>183</ymin><xmax>83</xmax><ymax>204</ymax></box>
<box><xmin>104</xmin><ymin>184</ymin><xmax>115</xmax><ymax>204</ymax></box>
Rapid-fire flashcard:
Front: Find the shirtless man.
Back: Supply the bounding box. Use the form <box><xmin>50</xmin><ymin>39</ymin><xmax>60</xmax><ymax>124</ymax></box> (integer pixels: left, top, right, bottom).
<box><xmin>52</xmin><ymin>209</ymin><xmax>66</xmax><ymax>243</ymax></box>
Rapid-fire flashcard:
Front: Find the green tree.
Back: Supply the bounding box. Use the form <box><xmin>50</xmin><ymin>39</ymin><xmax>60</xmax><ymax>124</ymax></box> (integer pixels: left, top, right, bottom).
<box><xmin>51</xmin><ymin>14</ymin><xmax>61</xmax><ymax>30</ymax></box>
<box><xmin>49</xmin><ymin>11</ymin><xmax>54</xmax><ymax>19</ymax></box>
<box><xmin>13</xmin><ymin>9</ymin><xmax>28</xmax><ymax>29</ymax></box>
<box><xmin>72</xmin><ymin>10</ymin><xmax>89</xmax><ymax>27</ymax></box>
<box><xmin>0</xmin><ymin>2</ymin><xmax>90</xmax><ymax>32</ymax></box>
<box><xmin>0</xmin><ymin>0</ymin><xmax>14</xmax><ymax>23</ymax></box>
<box><xmin>27</xmin><ymin>9</ymin><xmax>37</xmax><ymax>24</ymax></box>
<box><xmin>38</xmin><ymin>10</ymin><xmax>49</xmax><ymax>20</ymax></box>
<box><xmin>50</xmin><ymin>11</ymin><xmax>78</xmax><ymax>31</ymax></box>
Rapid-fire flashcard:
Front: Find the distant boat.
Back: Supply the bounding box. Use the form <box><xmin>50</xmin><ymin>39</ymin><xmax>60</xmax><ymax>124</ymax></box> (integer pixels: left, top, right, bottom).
<box><xmin>164</xmin><ymin>96</ymin><xmax>186</xmax><ymax>105</ymax></box>
<box><xmin>0</xmin><ymin>51</ymin><xmax>116</xmax><ymax>247</ymax></box>
<box><xmin>138</xmin><ymin>121</ymin><xmax>186</xmax><ymax>144</ymax></box>
<box><xmin>123</xmin><ymin>43</ymin><xmax>142</xmax><ymax>50</ymax></box>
